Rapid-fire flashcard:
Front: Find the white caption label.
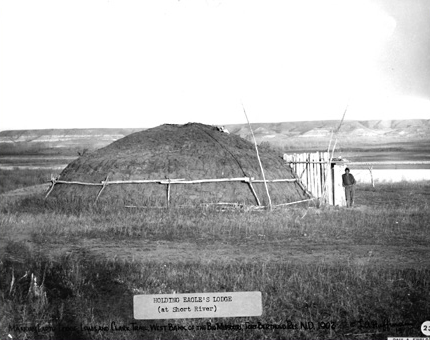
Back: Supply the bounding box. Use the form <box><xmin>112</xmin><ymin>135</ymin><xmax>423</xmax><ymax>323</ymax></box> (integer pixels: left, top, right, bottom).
<box><xmin>134</xmin><ymin>291</ymin><xmax>262</xmax><ymax>320</ymax></box>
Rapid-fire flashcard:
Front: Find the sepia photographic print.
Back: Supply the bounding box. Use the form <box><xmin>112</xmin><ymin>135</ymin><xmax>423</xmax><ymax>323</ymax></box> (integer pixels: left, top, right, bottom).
<box><xmin>0</xmin><ymin>0</ymin><xmax>429</xmax><ymax>339</ymax></box>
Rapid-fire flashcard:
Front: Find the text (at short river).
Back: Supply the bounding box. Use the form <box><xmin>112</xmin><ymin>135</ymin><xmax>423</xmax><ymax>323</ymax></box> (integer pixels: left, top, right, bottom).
<box><xmin>134</xmin><ymin>292</ymin><xmax>262</xmax><ymax>319</ymax></box>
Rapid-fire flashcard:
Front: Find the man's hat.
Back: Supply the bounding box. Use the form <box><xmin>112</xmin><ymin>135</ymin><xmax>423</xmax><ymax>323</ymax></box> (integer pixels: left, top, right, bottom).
<box><xmin>345</xmin><ymin>167</ymin><xmax>350</xmax><ymax>172</ymax></box>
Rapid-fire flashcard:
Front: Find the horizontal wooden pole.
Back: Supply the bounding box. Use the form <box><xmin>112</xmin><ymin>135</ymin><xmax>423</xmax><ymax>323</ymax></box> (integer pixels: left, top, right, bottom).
<box><xmin>104</xmin><ymin>179</ymin><xmax>185</xmax><ymax>184</ymax></box>
<box><xmin>201</xmin><ymin>202</ymin><xmax>243</xmax><ymax>206</ymax></box>
<box><xmin>252</xmin><ymin>178</ymin><xmax>298</xmax><ymax>183</ymax></box>
<box><xmin>286</xmin><ymin>161</ymin><xmax>331</xmax><ymax>164</ymax></box>
<box><xmin>54</xmin><ymin>177</ymin><xmax>254</xmax><ymax>186</ymax></box>
<box><xmin>274</xmin><ymin>198</ymin><xmax>316</xmax><ymax>207</ymax></box>
<box><xmin>163</xmin><ymin>177</ymin><xmax>251</xmax><ymax>184</ymax></box>
<box><xmin>126</xmin><ymin>198</ymin><xmax>317</xmax><ymax>210</ymax></box>
<box><xmin>51</xmin><ymin>177</ymin><xmax>301</xmax><ymax>187</ymax></box>
<box><xmin>346</xmin><ymin>161</ymin><xmax>430</xmax><ymax>165</ymax></box>
<box><xmin>125</xmin><ymin>205</ymin><xmax>169</xmax><ymax>209</ymax></box>
<box><xmin>290</xmin><ymin>160</ymin><xmax>430</xmax><ymax>164</ymax></box>
<box><xmin>56</xmin><ymin>180</ymin><xmax>103</xmax><ymax>186</ymax></box>
<box><xmin>287</xmin><ymin>160</ymin><xmax>430</xmax><ymax>165</ymax></box>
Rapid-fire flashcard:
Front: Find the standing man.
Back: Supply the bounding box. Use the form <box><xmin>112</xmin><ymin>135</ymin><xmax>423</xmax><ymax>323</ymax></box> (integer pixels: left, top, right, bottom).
<box><xmin>342</xmin><ymin>167</ymin><xmax>356</xmax><ymax>207</ymax></box>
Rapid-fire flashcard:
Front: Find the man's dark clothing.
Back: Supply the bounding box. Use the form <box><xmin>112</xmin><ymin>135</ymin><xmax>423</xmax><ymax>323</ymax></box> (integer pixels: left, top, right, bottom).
<box><xmin>342</xmin><ymin>173</ymin><xmax>356</xmax><ymax>207</ymax></box>
<box><xmin>342</xmin><ymin>173</ymin><xmax>356</xmax><ymax>187</ymax></box>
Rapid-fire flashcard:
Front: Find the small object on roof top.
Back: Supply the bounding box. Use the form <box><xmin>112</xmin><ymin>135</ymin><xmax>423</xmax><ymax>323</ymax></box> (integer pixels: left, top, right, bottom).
<box><xmin>217</xmin><ymin>126</ymin><xmax>230</xmax><ymax>134</ymax></box>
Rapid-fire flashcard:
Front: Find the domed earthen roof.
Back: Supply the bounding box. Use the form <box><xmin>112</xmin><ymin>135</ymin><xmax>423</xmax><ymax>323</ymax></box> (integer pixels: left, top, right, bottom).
<box><xmin>52</xmin><ymin>123</ymin><xmax>306</xmax><ymax>206</ymax></box>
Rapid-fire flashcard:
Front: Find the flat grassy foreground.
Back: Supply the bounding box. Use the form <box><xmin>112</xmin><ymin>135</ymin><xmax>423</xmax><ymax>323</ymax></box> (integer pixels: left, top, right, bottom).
<box><xmin>0</xmin><ymin>181</ymin><xmax>429</xmax><ymax>340</ymax></box>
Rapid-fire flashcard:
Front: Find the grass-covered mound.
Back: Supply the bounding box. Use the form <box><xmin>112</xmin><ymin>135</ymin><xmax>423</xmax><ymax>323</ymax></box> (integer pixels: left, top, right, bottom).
<box><xmin>51</xmin><ymin>123</ymin><xmax>306</xmax><ymax>206</ymax></box>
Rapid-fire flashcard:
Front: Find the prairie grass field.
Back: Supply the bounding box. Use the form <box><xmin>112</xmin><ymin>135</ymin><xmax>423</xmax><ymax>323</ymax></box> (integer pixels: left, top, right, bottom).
<box><xmin>0</xmin><ymin>165</ymin><xmax>429</xmax><ymax>339</ymax></box>
<box><xmin>0</xmin><ymin>169</ymin><xmax>54</xmax><ymax>194</ymax></box>
<box><xmin>1</xmin><ymin>176</ymin><xmax>429</xmax><ymax>340</ymax></box>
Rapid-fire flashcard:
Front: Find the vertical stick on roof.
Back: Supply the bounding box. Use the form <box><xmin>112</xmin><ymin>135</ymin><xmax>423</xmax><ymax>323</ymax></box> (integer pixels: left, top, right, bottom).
<box><xmin>241</xmin><ymin>103</ymin><xmax>272</xmax><ymax>211</ymax></box>
<box><xmin>321</xmin><ymin>103</ymin><xmax>349</xmax><ymax>203</ymax></box>
<box><xmin>330</xmin><ymin>102</ymin><xmax>348</xmax><ymax>158</ymax></box>
<box><xmin>335</xmin><ymin>103</ymin><xmax>348</xmax><ymax>134</ymax></box>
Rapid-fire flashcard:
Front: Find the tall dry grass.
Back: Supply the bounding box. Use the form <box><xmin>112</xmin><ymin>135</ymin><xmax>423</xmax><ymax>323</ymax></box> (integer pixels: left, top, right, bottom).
<box><xmin>1</xmin><ymin>241</ymin><xmax>429</xmax><ymax>340</ymax></box>
<box><xmin>0</xmin><ymin>169</ymin><xmax>53</xmax><ymax>194</ymax></box>
<box><xmin>0</xmin><ymin>181</ymin><xmax>429</xmax><ymax>339</ymax></box>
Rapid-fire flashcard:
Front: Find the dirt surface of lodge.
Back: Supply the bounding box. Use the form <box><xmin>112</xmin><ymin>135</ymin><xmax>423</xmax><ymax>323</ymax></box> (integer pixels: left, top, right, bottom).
<box><xmin>51</xmin><ymin>123</ymin><xmax>306</xmax><ymax>206</ymax></box>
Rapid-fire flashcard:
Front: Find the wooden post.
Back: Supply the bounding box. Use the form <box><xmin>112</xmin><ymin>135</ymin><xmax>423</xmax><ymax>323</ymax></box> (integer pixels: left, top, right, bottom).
<box><xmin>320</xmin><ymin>152</ymin><xmax>326</xmax><ymax>203</ymax></box>
<box><xmin>320</xmin><ymin>152</ymin><xmax>325</xmax><ymax>202</ymax></box>
<box><xmin>301</xmin><ymin>154</ymin><xmax>305</xmax><ymax>190</ymax></box>
<box><xmin>95</xmin><ymin>174</ymin><xmax>109</xmax><ymax>203</ymax></box>
<box><xmin>327</xmin><ymin>152</ymin><xmax>332</xmax><ymax>204</ymax></box>
<box><xmin>309</xmin><ymin>153</ymin><xmax>313</xmax><ymax>194</ymax></box>
<box><xmin>292</xmin><ymin>154</ymin><xmax>295</xmax><ymax>175</ymax></box>
<box><xmin>328</xmin><ymin>162</ymin><xmax>333</xmax><ymax>205</ymax></box>
<box><xmin>323</xmin><ymin>151</ymin><xmax>330</xmax><ymax>203</ymax></box>
<box><xmin>248</xmin><ymin>177</ymin><xmax>261</xmax><ymax>206</ymax></box>
<box><xmin>314</xmin><ymin>152</ymin><xmax>319</xmax><ymax>197</ymax></box>
<box><xmin>320</xmin><ymin>151</ymin><xmax>333</xmax><ymax>205</ymax></box>
<box><xmin>167</xmin><ymin>178</ymin><xmax>171</xmax><ymax>207</ymax></box>
<box><xmin>306</xmin><ymin>153</ymin><xmax>310</xmax><ymax>195</ymax></box>
<box><xmin>333</xmin><ymin>163</ymin><xmax>346</xmax><ymax>206</ymax></box>
<box><xmin>311</xmin><ymin>153</ymin><xmax>316</xmax><ymax>197</ymax></box>
<box><xmin>316</xmin><ymin>152</ymin><xmax>321</xmax><ymax>197</ymax></box>
<box><xmin>368</xmin><ymin>166</ymin><xmax>375</xmax><ymax>187</ymax></box>
<box><xmin>309</xmin><ymin>153</ymin><xmax>313</xmax><ymax>197</ymax></box>
<box><xmin>305</xmin><ymin>153</ymin><xmax>309</xmax><ymax>191</ymax></box>
<box><xmin>44</xmin><ymin>175</ymin><xmax>58</xmax><ymax>199</ymax></box>
<box><xmin>316</xmin><ymin>152</ymin><xmax>321</xmax><ymax>198</ymax></box>
<box><xmin>301</xmin><ymin>154</ymin><xmax>306</xmax><ymax>189</ymax></box>
<box><xmin>313</xmin><ymin>152</ymin><xmax>317</xmax><ymax>197</ymax></box>
<box><xmin>294</xmin><ymin>154</ymin><xmax>298</xmax><ymax>177</ymax></box>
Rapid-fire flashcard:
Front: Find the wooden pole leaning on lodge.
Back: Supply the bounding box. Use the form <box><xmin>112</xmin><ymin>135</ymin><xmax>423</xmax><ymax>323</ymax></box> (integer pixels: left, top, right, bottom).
<box><xmin>241</xmin><ymin>103</ymin><xmax>273</xmax><ymax>211</ymax></box>
<box><xmin>247</xmin><ymin>176</ymin><xmax>261</xmax><ymax>206</ymax></box>
<box><xmin>44</xmin><ymin>174</ymin><xmax>59</xmax><ymax>199</ymax></box>
<box><xmin>95</xmin><ymin>174</ymin><xmax>109</xmax><ymax>203</ymax></box>
<box><xmin>320</xmin><ymin>103</ymin><xmax>348</xmax><ymax>204</ymax></box>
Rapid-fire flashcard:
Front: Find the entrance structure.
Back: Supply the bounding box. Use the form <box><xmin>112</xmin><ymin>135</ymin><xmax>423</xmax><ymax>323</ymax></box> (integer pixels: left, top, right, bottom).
<box><xmin>283</xmin><ymin>152</ymin><xmax>347</xmax><ymax>206</ymax></box>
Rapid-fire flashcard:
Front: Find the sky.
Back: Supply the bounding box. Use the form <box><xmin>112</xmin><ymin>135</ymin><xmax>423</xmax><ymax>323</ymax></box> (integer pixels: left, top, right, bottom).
<box><xmin>0</xmin><ymin>0</ymin><xmax>429</xmax><ymax>130</ymax></box>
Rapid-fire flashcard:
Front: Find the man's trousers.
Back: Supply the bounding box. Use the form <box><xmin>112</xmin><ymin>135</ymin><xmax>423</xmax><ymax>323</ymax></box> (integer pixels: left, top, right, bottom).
<box><xmin>344</xmin><ymin>185</ymin><xmax>355</xmax><ymax>207</ymax></box>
